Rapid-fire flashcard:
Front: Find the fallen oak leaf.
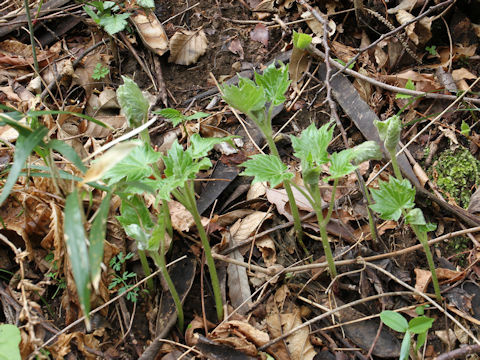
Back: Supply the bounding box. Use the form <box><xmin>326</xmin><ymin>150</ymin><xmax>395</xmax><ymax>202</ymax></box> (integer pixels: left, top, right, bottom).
<box><xmin>169</xmin><ymin>29</ymin><xmax>208</xmax><ymax>65</ymax></box>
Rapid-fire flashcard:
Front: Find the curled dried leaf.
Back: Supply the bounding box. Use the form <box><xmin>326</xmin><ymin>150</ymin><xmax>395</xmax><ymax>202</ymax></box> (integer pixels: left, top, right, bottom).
<box><xmin>168</xmin><ymin>29</ymin><xmax>208</xmax><ymax>65</ymax></box>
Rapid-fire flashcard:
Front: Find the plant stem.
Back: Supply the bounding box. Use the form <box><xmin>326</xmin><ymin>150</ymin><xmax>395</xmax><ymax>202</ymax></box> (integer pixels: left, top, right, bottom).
<box><xmin>150</xmin><ymin>211</ymin><xmax>183</xmax><ymax>331</ymax></box>
<box><xmin>309</xmin><ymin>183</ymin><xmax>337</xmax><ymax>278</ymax></box>
<box><xmin>24</xmin><ymin>0</ymin><xmax>39</xmax><ymax>75</ymax></box>
<box><xmin>137</xmin><ymin>249</ymin><xmax>154</xmax><ymax>293</ymax></box>
<box><xmin>389</xmin><ymin>149</ymin><xmax>403</xmax><ymax>180</ymax></box>
<box><xmin>412</xmin><ymin>225</ymin><xmax>442</xmax><ymax>302</ymax></box>
<box><xmin>184</xmin><ymin>181</ymin><xmax>223</xmax><ymax>320</ymax></box>
<box><xmin>264</xmin><ymin>132</ymin><xmax>306</xmax><ymax>253</ymax></box>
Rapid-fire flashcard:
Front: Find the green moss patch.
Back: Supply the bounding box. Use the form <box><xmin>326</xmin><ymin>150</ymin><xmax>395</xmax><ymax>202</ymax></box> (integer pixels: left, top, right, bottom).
<box><xmin>429</xmin><ymin>147</ymin><xmax>480</xmax><ymax>208</ymax></box>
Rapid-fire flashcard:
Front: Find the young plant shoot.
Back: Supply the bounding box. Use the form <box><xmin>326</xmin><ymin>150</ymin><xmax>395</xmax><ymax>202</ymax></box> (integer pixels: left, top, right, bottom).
<box><xmin>372</xmin><ymin>116</ymin><xmax>441</xmax><ymax>301</ymax></box>
<box><xmin>222</xmin><ymin>62</ymin><xmax>306</xmax><ymax>252</ymax></box>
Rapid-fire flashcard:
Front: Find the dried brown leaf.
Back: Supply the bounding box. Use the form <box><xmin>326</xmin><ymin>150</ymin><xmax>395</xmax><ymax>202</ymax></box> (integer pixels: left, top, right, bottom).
<box><xmin>131</xmin><ymin>11</ymin><xmax>168</xmax><ymax>56</ymax></box>
<box><xmin>250</xmin><ymin>23</ymin><xmax>269</xmax><ymax>47</ymax></box>
<box><xmin>168</xmin><ymin>29</ymin><xmax>208</xmax><ymax>65</ymax></box>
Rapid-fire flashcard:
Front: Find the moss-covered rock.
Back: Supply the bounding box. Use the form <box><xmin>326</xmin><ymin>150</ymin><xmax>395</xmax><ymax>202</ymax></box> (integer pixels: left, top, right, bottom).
<box><xmin>430</xmin><ymin>147</ymin><xmax>480</xmax><ymax>208</ymax></box>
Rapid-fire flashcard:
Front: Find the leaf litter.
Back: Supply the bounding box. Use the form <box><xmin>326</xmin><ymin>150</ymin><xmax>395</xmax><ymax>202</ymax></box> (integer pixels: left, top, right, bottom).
<box><xmin>1</xmin><ymin>0</ymin><xmax>480</xmax><ymax>359</ymax></box>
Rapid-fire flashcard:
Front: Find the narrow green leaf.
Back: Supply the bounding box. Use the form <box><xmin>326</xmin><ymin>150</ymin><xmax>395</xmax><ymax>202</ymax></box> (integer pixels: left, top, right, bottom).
<box><xmin>89</xmin><ymin>191</ymin><xmax>112</xmax><ymax>290</ymax></box>
<box><xmin>241</xmin><ymin>154</ymin><xmax>293</xmax><ymax>187</ymax></box>
<box><xmin>222</xmin><ymin>77</ymin><xmax>266</xmax><ymax>115</ymax></box>
<box><xmin>370</xmin><ymin>176</ymin><xmax>415</xmax><ymax>221</ymax></box>
<box><xmin>27</xmin><ymin>110</ymin><xmax>112</xmax><ymax>129</ymax></box>
<box><xmin>400</xmin><ymin>331</ymin><xmax>411</xmax><ymax>360</ymax></box>
<box><xmin>254</xmin><ymin>62</ymin><xmax>291</xmax><ymax>106</ymax></box>
<box><xmin>0</xmin><ymin>126</ymin><xmax>48</xmax><ymax>207</ymax></box>
<box><xmin>48</xmin><ymin>139</ymin><xmax>87</xmax><ymax>173</ymax></box>
<box><xmin>408</xmin><ymin>316</ymin><xmax>434</xmax><ymax>334</ymax></box>
<box><xmin>380</xmin><ymin>310</ymin><xmax>408</xmax><ymax>332</ymax></box>
<box><xmin>293</xmin><ymin>31</ymin><xmax>312</xmax><ymax>50</ymax></box>
<box><xmin>116</xmin><ymin>76</ymin><xmax>149</xmax><ymax>127</ymax></box>
<box><xmin>416</xmin><ymin>331</ymin><xmax>427</xmax><ymax>351</ymax></box>
<box><xmin>64</xmin><ymin>190</ymin><xmax>91</xmax><ymax>320</ymax></box>
<box><xmin>0</xmin><ymin>324</ymin><xmax>21</xmax><ymax>360</ymax></box>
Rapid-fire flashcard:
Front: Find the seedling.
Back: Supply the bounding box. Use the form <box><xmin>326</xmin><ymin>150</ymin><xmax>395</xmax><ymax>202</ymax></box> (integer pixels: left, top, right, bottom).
<box><xmin>222</xmin><ymin>62</ymin><xmax>306</xmax><ymax>253</ymax></box>
<box><xmin>83</xmin><ymin>1</ymin><xmax>131</xmax><ymax>35</ymax></box>
<box><xmin>92</xmin><ymin>63</ymin><xmax>110</xmax><ymax>80</ymax></box>
<box><xmin>425</xmin><ymin>45</ymin><xmax>438</xmax><ymax>56</ymax></box>
<box><xmin>380</xmin><ymin>310</ymin><xmax>434</xmax><ymax>360</ymax></box>
<box><xmin>372</xmin><ymin>116</ymin><xmax>441</xmax><ymax>301</ymax></box>
<box><xmin>109</xmin><ymin>252</ymin><xmax>141</xmax><ymax>303</ymax></box>
<box><xmin>396</xmin><ymin>79</ymin><xmax>416</xmax><ymax>99</ymax></box>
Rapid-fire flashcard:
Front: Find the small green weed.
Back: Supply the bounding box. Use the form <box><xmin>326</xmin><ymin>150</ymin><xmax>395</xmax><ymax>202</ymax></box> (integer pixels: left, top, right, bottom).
<box><xmin>109</xmin><ymin>252</ymin><xmax>141</xmax><ymax>303</ymax></box>
<box><xmin>92</xmin><ymin>63</ymin><xmax>110</xmax><ymax>80</ymax></box>
<box><xmin>45</xmin><ymin>253</ymin><xmax>66</xmax><ymax>299</ymax></box>
<box><xmin>425</xmin><ymin>45</ymin><xmax>438</xmax><ymax>56</ymax></box>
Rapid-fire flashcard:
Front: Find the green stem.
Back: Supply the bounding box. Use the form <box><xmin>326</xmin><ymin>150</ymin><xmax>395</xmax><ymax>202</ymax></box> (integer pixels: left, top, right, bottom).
<box><xmin>389</xmin><ymin>149</ymin><xmax>403</xmax><ymax>180</ymax></box>
<box><xmin>412</xmin><ymin>225</ymin><xmax>442</xmax><ymax>302</ymax></box>
<box><xmin>137</xmin><ymin>250</ymin><xmax>154</xmax><ymax>293</ymax></box>
<box><xmin>183</xmin><ymin>181</ymin><xmax>223</xmax><ymax>320</ymax></box>
<box><xmin>264</xmin><ymin>132</ymin><xmax>305</xmax><ymax>251</ymax></box>
<box><xmin>309</xmin><ymin>183</ymin><xmax>337</xmax><ymax>278</ymax></box>
<box><xmin>24</xmin><ymin>0</ymin><xmax>39</xmax><ymax>75</ymax></box>
<box><xmin>162</xmin><ymin>200</ymin><xmax>173</xmax><ymax>240</ymax></box>
<box><xmin>324</xmin><ymin>178</ymin><xmax>339</xmax><ymax>225</ymax></box>
<box><xmin>150</xmin><ymin>210</ymin><xmax>183</xmax><ymax>331</ymax></box>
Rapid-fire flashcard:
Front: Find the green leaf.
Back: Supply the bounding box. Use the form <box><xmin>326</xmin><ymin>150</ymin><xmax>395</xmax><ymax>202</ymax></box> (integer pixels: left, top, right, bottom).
<box><xmin>415</xmin><ymin>305</ymin><xmax>428</xmax><ymax>315</ymax></box>
<box><xmin>400</xmin><ymin>330</ymin><xmax>411</xmax><ymax>360</ymax></box>
<box><xmin>89</xmin><ymin>191</ymin><xmax>112</xmax><ymax>290</ymax></box>
<box><xmin>380</xmin><ymin>311</ymin><xmax>409</xmax><ymax>333</ymax></box>
<box><xmin>405</xmin><ymin>208</ymin><xmax>426</xmax><ymax>226</ymax></box>
<box><xmin>92</xmin><ymin>63</ymin><xmax>110</xmax><ymax>80</ymax></box>
<box><xmin>425</xmin><ymin>45</ymin><xmax>437</xmax><ymax>56</ymax></box>
<box><xmin>333</xmin><ymin>58</ymin><xmax>355</xmax><ymax>69</ymax></box>
<box><xmin>136</xmin><ymin>0</ymin><xmax>154</xmax><ymax>8</ymax></box>
<box><xmin>408</xmin><ymin>316</ymin><xmax>434</xmax><ymax>334</ymax></box>
<box><xmin>254</xmin><ymin>62</ymin><xmax>290</xmax><ymax>107</ymax></box>
<box><xmin>374</xmin><ymin>115</ymin><xmax>402</xmax><ymax>152</ymax></box>
<box><xmin>116</xmin><ymin>76</ymin><xmax>149</xmax><ymax>127</ymax></box>
<box><xmin>163</xmin><ymin>141</ymin><xmax>211</xmax><ymax>184</ymax></box>
<box><xmin>99</xmin><ymin>13</ymin><xmax>131</xmax><ymax>35</ymax></box>
<box><xmin>293</xmin><ymin>31</ymin><xmax>312</xmax><ymax>50</ymax></box>
<box><xmin>222</xmin><ymin>76</ymin><xmax>266</xmax><ymax>115</ymax></box>
<box><xmin>291</xmin><ymin>122</ymin><xmax>334</xmax><ymax>166</ymax></box>
<box><xmin>64</xmin><ymin>190</ymin><xmax>91</xmax><ymax>320</ymax></box>
<box><xmin>241</xmin><ymin>154</ymin><xmax>293</xmax><ymax>187</ymax></box>
<box><xmin>461</xmin><ymin>120</ymin><xmax>470</xmax><ymax>136</ymax></box>
<box><xmin>154</xmin><ymin>108</ymin><xmax>185</xmax><ymax>126</ymax></box>
<box><xmin>103</xmin><ymin>143</ymin><xmax>161</xmax><ymax>184</ymax></box>
<box><xmin>370</xmin><ymin>176</ymin><xmax>415</xmax><ymax>221</ymax></box>
<box><xmin>0</xmin><ymin>126</ymin><xmax>48</xmax><ymax>207</ymax></box>
<box><xmin>416</xmin><ymin>331</ymin><xmax>427</xmax><ymax>351</ymax></box>
<box><xmin>416</xmin><ymin>222</ymin><xmax>437</xmax><ymax>233</ymax></box>
<box><xmin>327</xmin><ymin>149</ymin><xmax>357</xmax><ymax>180</ymax></box>
<box><xmin>117</xmin><ymin>195</ymin><xmax>154</xmax><ymax>250</ymax></box>
<box><xmin>190</xmin><ymin>133</ymin><xmax>230</xmax><ymax>159</ymax></box>
<box><xmin>396</xmin><ymin>79</ymin><xmax>415</xmax><ymax>99</ymax></box>
<box><xmin>48</xmin><ymin>139</ymin><xmax>87</xmax><ymax>173</ymax></box>
<box><xmin>83</xmin><ymin>5</ymin><xmax>100</xmax><ymax>23</ymax></box>
<box><xmin>0</xmin><ymin>324</ymin><xmax>21</xmax><ymax>360</ymax></box>
<box><xmin>186</xmin><ymin>112</ymin><xmax>210</xmax><ymax>121</ymax></box>
<box><xmin>351</xmin><ymin>141</ymin><xmax>383</xmax><ymax>164</ymax></box>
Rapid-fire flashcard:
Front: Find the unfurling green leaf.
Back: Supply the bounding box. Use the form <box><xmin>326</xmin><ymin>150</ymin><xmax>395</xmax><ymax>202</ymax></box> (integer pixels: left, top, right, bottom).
<box><xmin>293</xmin><ymin>31</ymin><xmax>312</xmax><ymax>50</ymax></box>
<box><xmin>222</xmin><ymin>77</ymin><xmax>266</xmax><ymax>115</ymax></box>
<box><xmin>461</xmin><ymin>120</ymin><xmax>470</xmax><ymax>136</ymax></box>
<box><xmin>116</xmin><ymin>76</ymin><xmax>150</xmax><ymax>127</ymax></box>
<box><xmin>408</xmin><ymin>316</ymin><xmax>434</xmax><ymax>334</ymax></box>
<box><xmin>241</xmin><ymin>154</ymin><xmax>293</xmax><ymax>187</ymax></box>
<box><xmin>351</xmin><ymin>141</ymin><xmax>383</xmax><ymax>164</ymax></box>
<box><xmin>370</xmin><ymin>176</ymin><xmax>415</xmax><ymax>221</ymax></box>
<box><xmin>380</xmin><ymin>311</ymin><xmax>408</xmax><ymax>332</ymax></box>
<box><xmin>405</xmin><ymin>208</ymin><xmax>426</xmax><ymax>225</ymax></box>
<box><xmin>327</xmin><ymin>149</ymin><xmax>357</xmax><ymax>180</ymax></box>
<box><xmin>374</xmin><ymin>115</ymin><xmax>402</xmax><ymax>152</ymax></box>
<box><xmin>291</xmin><ymin>122</ymin><xmax>334</xmax><ymax>167</ymax></box>
<box><xmin>254</xmin><ymin>61</ymin><xmax>291</xmax><ymax>107</ymax></box>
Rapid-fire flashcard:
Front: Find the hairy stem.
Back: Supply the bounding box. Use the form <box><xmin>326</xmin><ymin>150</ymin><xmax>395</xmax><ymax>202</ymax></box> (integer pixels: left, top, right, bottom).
<box><xmin>138</xmin><ymin>249</ymin><xmax>154</xmax><ymax>293</ymax></box>
<box><xmin>184</xmin><ymin>181</ymin><xmax>223</xmax><ymax>320</ymax></box>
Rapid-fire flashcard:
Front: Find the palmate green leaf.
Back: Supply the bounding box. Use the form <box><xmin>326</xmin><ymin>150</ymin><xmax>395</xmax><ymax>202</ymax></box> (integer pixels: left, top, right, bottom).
<box><xmin>64</xmin><ymin>190</ymin><xmax>91</xmax><ymax>321</ymax></box>
<box><xmin>116</xmin><ymin>76</ymin><xmax>149</xmax><ymax>127</ymax></box>
<box><xmin>0</xmin><ymin>324</ymin><xmax>21</xmax><ymax>360</ymax></box>
<box><xmin>222</xmin><ymin>77</ymin><xmax>266</xmax><ymax>115</ymax></box>
<box><xmin>89</xmin><ymin>191</ymin><xmax>112</xmax><ymax>291</ymax></box>
<box><xmin>408</xmin><ymin>316</ymin><xmax>434</xmax><ymax>334</ymax></box>
<box><xmin>155</xmin><ymin>108</ymin><xmax>184</xmax><ymax>126</ymax></box>
<box><xmin>99</xmin><ymin>13</ymin><xmax>131</xmax><ymax>35</ymax></box>
<box><xmin>370</xmin><ymin>176</ymin><xmax>415</xmax><ymax>221</ymax></box>
<box><xmin>327</xmin><ymin>149</ymin><xmax>356</xmax><ymax>180</ymax></box>
<box><xmin>103</xmin><ymin>143</ymin><xmax>161</xmax><ymax>184</ymax></box>
<box><xmin>163</xmin><ymin>141</ymin><xmax>212</xmax><ymax>182</ymax></box>
<box><xmin>380</xmin><ymin>311</ymin><xmax>408</xmax><ymax>333</ymax></box>
<box><xmin>0</xmin><ymin>126</ymin><xmax>48</xmax><ymax>207</ymax></box>
<box><xmin>254</xmin><ymin>62</ymin><xmax>290</xmax><ymax>106</ymax></box>
<box><xmin>351</xmin><ymin>141</ymin><xmax>382</xmax><ymax>165</ymax></box>
<box><xmin>241</xmin><ymin>154</ymin><xmax>293</xmax><ymax>187</ymax></box>
<box><xmin>291</xmin><ymin>122</ymin><xmax>334</xmax><ymax>166</ymax></box>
